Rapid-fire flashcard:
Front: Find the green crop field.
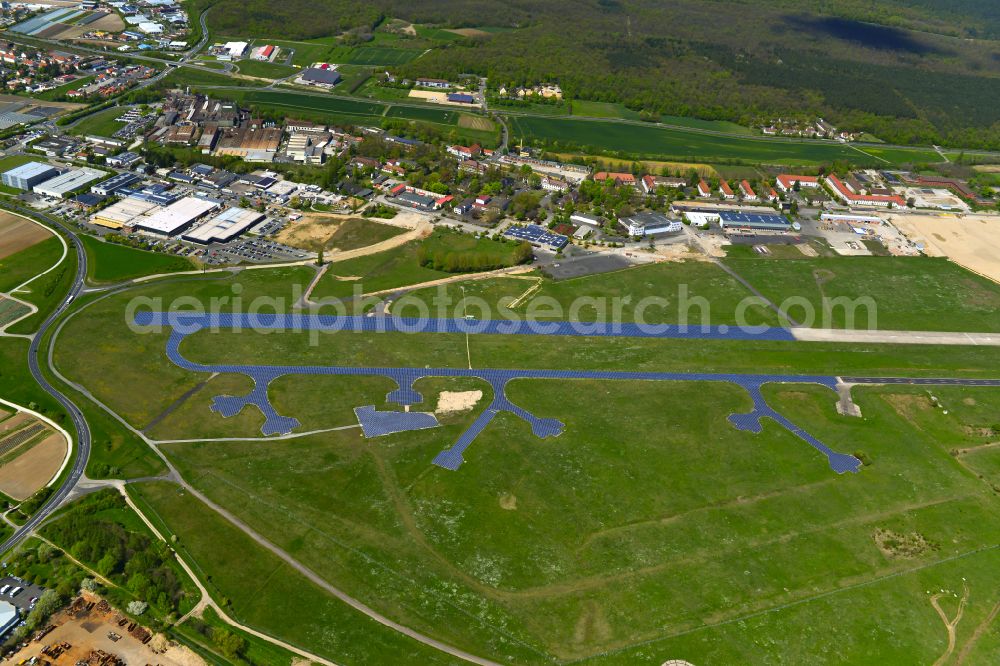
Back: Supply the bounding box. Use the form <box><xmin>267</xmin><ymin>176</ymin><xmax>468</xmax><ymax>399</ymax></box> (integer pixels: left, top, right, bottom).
<box><xmin>384</xmin><ymin>105</ymin><xmax>457</xmax><ymax>124</ymax></box>
<box><xmin>506</xmin><ymin>115</ymin><xmax>893</xmax><ymax>166</ymax></box>
<box><xmin>0</xmin><ymin>235</ymin><xmax>62</xmax><ymax>293</ymax></box>
<box><xmin>569</xmin><ymin>100</ymin><xmax>642</xmax><ymax>120</ymax></box>
<box><xmin>723</xmin><ymin>254</ymin><xmax>1000</xmax><ymax>332</ymax></box>
<box><xmin>80</xmin><ymin>235</ymin><xmax>194</xmax><ymax>283</ymax></box>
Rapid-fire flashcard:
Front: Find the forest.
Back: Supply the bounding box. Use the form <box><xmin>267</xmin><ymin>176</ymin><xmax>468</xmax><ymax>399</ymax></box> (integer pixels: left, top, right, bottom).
<box><xmin>202</xmin><ymin>0</ymin><xmax>1000</xmax><ymax>149</ymax></box>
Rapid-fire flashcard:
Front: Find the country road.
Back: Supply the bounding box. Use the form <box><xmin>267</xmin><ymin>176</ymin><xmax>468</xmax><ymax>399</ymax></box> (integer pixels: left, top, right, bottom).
<box><xmin>0</xmin><ymin>205</ymin><xmax>91</xmax><ymax>556</ymax></box>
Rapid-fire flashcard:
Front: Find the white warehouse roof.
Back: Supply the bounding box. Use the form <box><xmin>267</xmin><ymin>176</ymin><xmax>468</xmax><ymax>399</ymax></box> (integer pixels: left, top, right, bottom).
<box><xmin>0</xmin><ymin>600</ymin><xmax>17</xmax><ymax>638</ymax></box>
<box><xmin>133</xmin><ymin>196</ymin><xmax>219</xmax><ymax>235</ymax></box>
<box><xmin>34</xmin><ymin>167</ymin><xmax>105</xmax><ymax>197</ymax></box>
<box><xmin>182</xmin><ymin>207</ymin><xmax>264</xmax><ymax>244</ymax></box>
<box><xmin>91</xmin><ymin>195</ymin><xmax>159</xmax><ymax>228</ymax></box>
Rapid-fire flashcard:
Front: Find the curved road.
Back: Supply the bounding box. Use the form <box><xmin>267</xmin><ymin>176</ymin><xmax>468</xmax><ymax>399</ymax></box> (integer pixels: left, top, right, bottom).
<box><xmin>0</xmin><ymin>206</ymin><xmax>91</xmax><ymax>556</ymax></box>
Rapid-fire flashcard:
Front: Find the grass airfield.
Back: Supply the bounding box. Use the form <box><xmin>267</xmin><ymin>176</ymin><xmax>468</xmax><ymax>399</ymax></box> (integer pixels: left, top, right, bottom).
<box><xmin>49</xmin><ymin>246</ymin><xmax>1000</xmax><ymax>664</ymax></box>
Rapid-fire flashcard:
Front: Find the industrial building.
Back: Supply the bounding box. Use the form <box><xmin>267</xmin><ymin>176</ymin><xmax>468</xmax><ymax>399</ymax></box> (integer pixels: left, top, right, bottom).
<box><xmin>718</xmin><ymin>211</ymin><xmax>799</xmax><ymax>231</ymax></box>
<box><xmin>621</xmin><ymin>211</ymin><xmax>683</xmax><ymax>236</ymax></box>
<box><xmin>92</xmin><ymin>172</ymin><xmax>142</xmax><ymax>196</ymax></box>
<box><xmin>182</xmin><ymin>207</ymin><xmax>265</xmax><ymax>244</ymax></box>
<box><xmin>33</xmin><ymin>167</ymin><xmax>105</xmax><ymax>198</ymax></box>
<box><xmin>2</xmin><ymin>161</ymin><xmax>58</xmax><ymax>190</ymax></box>
<box><xmin>91</xmin><ymin>196</ymin><xmax>159</xmax><ymax>229</ymax></box>
<box><xmin>132</xmin><ymin>196</ymin><xmax>220</xmax><ymax>236</ymax></box>
<box><xmin>299</xmin><ymin>67</ymin><xmax>342</xmax><ymax>87</ymax></box>
<box><xmin>0</xmin><ymin>600</ymin><xmax>17</xmax><ymax>639</ymax></box>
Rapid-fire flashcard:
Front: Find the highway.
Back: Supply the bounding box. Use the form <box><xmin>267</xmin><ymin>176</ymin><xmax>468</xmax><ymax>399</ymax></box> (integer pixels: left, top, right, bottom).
<box><xmin>0</xmin><ymin>206</ymin><xmax>91</xmax><ymax>556</ymax></box>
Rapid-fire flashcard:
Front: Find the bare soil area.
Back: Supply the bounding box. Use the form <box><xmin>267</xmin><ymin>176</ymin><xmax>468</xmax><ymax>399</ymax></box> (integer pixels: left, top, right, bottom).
<box><xmin>0</xmin><ymin>213</ymin><xmax>52</xmax><ymax>260</ymax></box>
<box><xmin>7</xmin><ymin>594</ymin><xmax>203</xmax><ymax>666</ymax></box>
<box><xmin>435</xmin><ymin>390</ymin><xmax>483</xmax><ymax>414</ymax></box>
<box><xmin>889</xmin><ymin>213</ymin><xmax>1000</xmax><ymax>283</ymax></box>
<box><xmin>0</xmin><ymin>430</ymin><xmax>67</xmax><ymax>500</ymax></box>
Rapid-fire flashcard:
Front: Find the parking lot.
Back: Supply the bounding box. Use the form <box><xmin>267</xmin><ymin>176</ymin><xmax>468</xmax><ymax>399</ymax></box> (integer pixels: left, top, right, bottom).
<box><xmin>0</xmin><ymin>575</ymin><xmax>45</xmax><ymax>613</ymax></box>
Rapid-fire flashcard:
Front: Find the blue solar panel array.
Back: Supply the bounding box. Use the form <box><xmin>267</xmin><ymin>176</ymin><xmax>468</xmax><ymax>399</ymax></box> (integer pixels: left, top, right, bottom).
<box><xmin>355</xmin><ymin>406</ymin><xmax>440</xmax><ymax>437</ymax></box>
<box><xmin>143</xmin><ymin>312</ymin><xmax>874</xmax><ymax>475</ymax></box>
<box><xmin>147</xmin><ymin>314</ymin><xmax>1000</xmax><ymax>476</ymax></box>
<box><xmin>503</xmin><ymin>224</ymin><xmax>569</xmax><ymax>250</ymax></box>
<box><xmin>719</xmin><ymin>211</ymin><xmax>791</xmax><ymax>228</ymax></box>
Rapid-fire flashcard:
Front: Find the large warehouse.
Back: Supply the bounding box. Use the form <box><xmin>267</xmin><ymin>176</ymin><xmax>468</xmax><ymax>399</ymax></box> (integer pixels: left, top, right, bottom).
<box><xmin>2</xmin><ymin>161</ymin><xmax>58</xmax><ymax>190</ymax></box>
<box><xmin>91</xmin><ymin>196</ymin><xmax>159</xmax><ymax>229</ymax></box>
<box><xmin>182</xmin><ymin>206</ymin><xmax>265</xmax><ymax>244</ymax></box>
<box><xmin>34</xmin><ymin>167</ymin><xmax>105</xmax><ymax>198</ymax></box>
<box><xmin>132</xmin><ymin>196</ymin><xmax>220</xmax><ymax>236</ymax></box>
<box><xmin>92</xmin><ymin>172</ymin><xmax>142</xmax><ymax>196</ymax></box>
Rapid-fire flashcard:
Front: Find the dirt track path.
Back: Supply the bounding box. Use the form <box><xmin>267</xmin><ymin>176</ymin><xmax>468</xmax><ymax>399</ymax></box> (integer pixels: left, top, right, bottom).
<box><xmin>957</xmin><ymin>596</ymin><xmax>1000</xmax><ymax>664</ymax></box>
<box><xmin>931</xmin><ymin>583</ymin><xmax>969</xmax><ymax>666</ymax></box>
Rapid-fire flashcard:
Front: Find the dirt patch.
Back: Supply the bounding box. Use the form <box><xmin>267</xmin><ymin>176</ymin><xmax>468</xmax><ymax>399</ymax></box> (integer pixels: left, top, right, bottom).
<box><xmin>963</xmin><ymin>397</ymin><xmax>977</xmax><ymax>406</ymax></box>
<box><xmin>797</xmin><ymin>243</ymin><xmax>819</xmax><ymax>257</ymax></box>
<box><xmin>0</xmin><ymin>407</ymin><xmax>9</xmax><ymax>421</ymax></box>
<box><xmin>889</xmin><ymin>213</ymin><xmax>1000</xmax><ymax>283</ymax></box>
<box><xmin>499</xmin><ymin>493</ymin><xmax>517</xmax><ymax>510</ymax></box>
<box><xmin>447</xmin><ymin>27</ymin><xmax>491</xmax><ymax>37</ymax></box>
<box><xmin>0</xmin><ymin>430</ymin><xmax>67</xmax><ymax>500</ymax></box>
<box><xmin>873</xmin><ymin>527</ymin><xmax>937</xmax><ymax>559</ymax></box>
<box><xmin>458</xmin><ymin>113</ymin><xmax>495</xmax><ymax>131</ymax></box>
<box><xmin>0</xmin><ymin>213</ymin><xmax>52</xmax><ymax>260</ymax></box>
<box><xmin>7</xmin><ymin>593</ymin><xmax>201</xmax><ymax>666</ymax></box>
<box><xmin>436</xmin><ymin>390</ymin><xmax>482</xmax><ymax>414</ymax></box>
<box><xmin>275</xmin><ymin>214</ymin><xmax>343</xmax><ymax>251</ymax></box>
<box><xmin>883</xmin><ymin>393</ymin><xmax>933</xmax><ymax>417</ymax></box>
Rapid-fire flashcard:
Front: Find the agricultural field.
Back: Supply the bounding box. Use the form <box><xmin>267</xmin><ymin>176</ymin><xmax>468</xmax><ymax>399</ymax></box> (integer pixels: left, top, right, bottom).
<box><xmin>385</xmin><ymin>104</ymin><xmax>457</xmax><ymax>124</ymax></box>
<box><xmin>0</xmin><ymin>212</ymin><xmax>52</xmax><ymax>261</ymax></box>
<box><xmin>507</xmin><ymin>115</ymin><xmax>893</xmax><ymax>166</ymax></box>
<box><xmin>569</xmin><ymin>100</ymin><xmax>642</xmax><ymax>120</ymax></box>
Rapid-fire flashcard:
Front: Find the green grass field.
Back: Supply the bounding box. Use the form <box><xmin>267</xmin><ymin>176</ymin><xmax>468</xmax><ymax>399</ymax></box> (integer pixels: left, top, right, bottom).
<box><xmin>129</xmin><ymin>481</ymin><xmax>470</xmax><ymax>664</ymax></box>
<box><xmin>234</xmin><ymin>59</ymin><xmax>297</xmax><ymax>80</ymax></box>
<box><xmin>45</xmin><ymin>245</ymin><xmax>1000</xmax><ymax>663</ymax></box>
<box><xmin>32</xmin><ymin>75</ymin><xmax>95</xmax><ymax>101</ymax></box>
<box><xmin>0</xmin><ymin>235</ymin><xmax>61</xmax><ymax>293</ymax></box>
<box><xmin>326</xmin><ymin>218</ymin><xmax>407</xmax><ymax>251</ymax></box>
<box><xmin>67</xmin><ymin>105</ymin><xmax>127</xmax><ymax>138</ymax></box>
<box><xmin>723</xmin><ymin>255</ymin><xmax>1000</xmax><ymax>331</ymax></box>
<box><xmin>569</xmin><ymin>100</ymin><xmax>642</xmax><ymax>120</ymax></box>
<box><xmin>327</xmin><ymin>45</ymin><xmax>421</xmax><ymax>66</ymax></box>
<box><xmin>142</xmin><ymin>377</ymin><xmax>1000</xmax><ymax>664</ymax></box>
<box><xmin>80</xmin><ymin>235</ymin><xmax>194</xmax><ymax>283</ymax></box>
<box><xmin>0</xmin><ymin>153</ymin><xmax>48</xmax><ymax>174</ymax></box>
<box><xmin>506</xmin><ymin>115</ymin><xmax>898</xmax><ymax>166</ymax></box>
<box><xmin>385</xmin><ymin>105</ymin><xmax>457</xmax><ymax>124</ymax></box>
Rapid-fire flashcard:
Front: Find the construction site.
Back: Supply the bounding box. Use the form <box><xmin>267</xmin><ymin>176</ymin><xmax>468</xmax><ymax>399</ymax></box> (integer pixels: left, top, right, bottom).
<box><xmin>6</xmin><ymin>595</ymin><xmax>201</xmax><ymax>666</ymax></box>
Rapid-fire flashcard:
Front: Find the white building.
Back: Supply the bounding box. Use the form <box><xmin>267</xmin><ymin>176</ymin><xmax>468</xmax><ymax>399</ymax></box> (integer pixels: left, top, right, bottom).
<box><xmin>33</xmin><ymin>167</ymin><xmax>104</xmax><ymax>198</ymax></box>
<box><xmin>182</xmin><ymin>207</ymin><xmax>265</xmax><ymax>244</ymax></box>
<box><xmin>133</xmin><ymin>196</ymin><xmax>220</xmax><ymax>236</ymax></box>
<box><xmin>223</xmin><ymin>41</ymin><xmax>249</xmax><ymax>58</ymax></box>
